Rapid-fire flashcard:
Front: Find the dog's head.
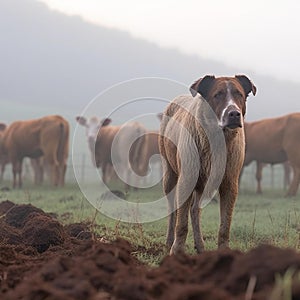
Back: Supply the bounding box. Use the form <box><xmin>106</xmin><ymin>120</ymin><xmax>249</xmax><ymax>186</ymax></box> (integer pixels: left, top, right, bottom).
<box><xmin>190</xmin><ymin>75</ymin><xmax>256</xmax><ymax>130</ymax></box>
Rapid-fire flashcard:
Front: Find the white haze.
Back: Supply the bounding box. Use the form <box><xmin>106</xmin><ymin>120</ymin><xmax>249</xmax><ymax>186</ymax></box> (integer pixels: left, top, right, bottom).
<box><xmin>40</xmin><ymin>0</ymin><xmax>300</xmax><ymax>83</ymax></box>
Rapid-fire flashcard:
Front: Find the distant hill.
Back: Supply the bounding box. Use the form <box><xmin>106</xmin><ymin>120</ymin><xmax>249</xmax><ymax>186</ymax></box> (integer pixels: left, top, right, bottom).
<box><xmin>0</xmin><ymin>0</ymin><xmax>299</xmax><ymax>124</ymax></box>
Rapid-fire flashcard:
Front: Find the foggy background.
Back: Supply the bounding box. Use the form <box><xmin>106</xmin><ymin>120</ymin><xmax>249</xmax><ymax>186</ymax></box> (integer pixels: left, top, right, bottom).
<box><xmin>1</xmin><ymin>0</ymin><xmax>299</xmax><ymax>126</ymax></box>
<box><xmin>0</xmin><ymin>0</ymin><xmax>298</xmax><ymax>189</ymax></box>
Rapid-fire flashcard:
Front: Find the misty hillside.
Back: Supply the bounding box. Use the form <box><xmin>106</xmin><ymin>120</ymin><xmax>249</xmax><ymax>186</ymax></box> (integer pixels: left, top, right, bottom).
<box><xmin>0</xmin><ymin>0</ymin><xmax>299</xmax><ymax>123</ymax></box>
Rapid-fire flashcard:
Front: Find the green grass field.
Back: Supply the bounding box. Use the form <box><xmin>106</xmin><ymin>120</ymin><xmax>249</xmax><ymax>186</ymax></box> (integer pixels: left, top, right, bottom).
<box><xmin>0</xmin><ymin>180</ymin><xmax>299</xmax><ymax>265</ymax></box>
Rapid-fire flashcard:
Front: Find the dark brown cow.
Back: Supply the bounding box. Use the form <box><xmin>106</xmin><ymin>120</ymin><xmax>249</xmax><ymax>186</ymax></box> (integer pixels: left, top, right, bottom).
<box><xmin>159</xmin><ymin>75</ymin><xmax>256</xmax><ymax>254</ymax></box>
<box><xmin>244</xmin><ymin>114</ymin><xmax>300</xmax><ymax>197</ymax></box>
<box><xmin>2</xmin><ymin>115</ymin><xmax>69</xmax><ymax>188</ymax></box>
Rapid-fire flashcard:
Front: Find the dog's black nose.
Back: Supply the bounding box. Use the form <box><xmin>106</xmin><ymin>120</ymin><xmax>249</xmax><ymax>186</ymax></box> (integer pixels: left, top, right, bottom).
<box><xmin>228</xmin><ymin>110</ymin><xmax>241</xmax><ymax>123</ymax></box>
<box><xmin>226</xmin><ymin>110</ymin><xmax>242</xmax><ymax>129</ymax></box>
<box><xmin>228</xmin><ymin>110</ymin><xmax>241</xmax><ymax>119</ymax></box>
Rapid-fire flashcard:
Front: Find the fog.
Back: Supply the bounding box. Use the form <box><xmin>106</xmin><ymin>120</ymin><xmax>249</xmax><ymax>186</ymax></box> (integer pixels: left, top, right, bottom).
<box><xmin>0</xmin><ymin>0</ymin><xmax>299</xmax><ymax>128</ymax></box>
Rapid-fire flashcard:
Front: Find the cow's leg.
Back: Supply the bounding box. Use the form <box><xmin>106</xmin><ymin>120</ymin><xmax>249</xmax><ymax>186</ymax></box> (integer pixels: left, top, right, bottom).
<box><xmin>44</xmin><ymin>154</ymin><xmax>59</xmax><ymax>186</ymax></box>
<box><xmin>55</xmin><ymin>164</ymin><xmax>60</xmax><ymax>186</ymax></box>
<box><xmin>190</xmin><ymin>191</ymin><xmax>205</xmax><ymax>253</ymax></box>
<box><xmin>56</xmin><ymin>159</ymin><xmax>66</xmax><ymax>187</ymax></box>
<box><xmin>286</xmin><ymin>165</ymin><xmax>300</xmax><ymax>197</ymax></box>
<box><xmin>12</xmin><ymin>163</ymin><xmax>17</xmax><ymax>189</ymax></box>
<box><xmin>123</xmin><ymin>167</ymin><xmax>130</xmax><ymax>192</ymax></box>
<box><xmin>283</xmin><ymin>162</ymin><xmax>291</xmax><ymax>190</ymax></box>
<box><xmin>256</xmin><ymin>162</ymin><xmax>263</xmax><ymax>194</ymax></box>
<box><xmin>37</xmin><ymin>160</ymin><xmax>44</xmax><ymax>185</ymax></box>
<box><xmin>40</xmin><ymin>164</ymin><xmax>44</xmax><ymax>184</ymax></box>
<box><xmin>15</xmin><ymin>159</ymin><xmax>23</xmax><ymax>188</ymax></box>
<box><xmin>218</xmin><ymin>178</ymin><xmax>239</xmax><ymax>249</ymax></box>
<box><xmin>60</xmin><ymin>163</ymin><xmax>67</xmax><ymax>186</ymax></box>
<box><xmin>170</xmin><ymin>182</ymin><xmax>192</xmax><ymax>255</ymax></box>
<box><xmin>123</xmin><ymin>171</ymin><xmax>130</xmax><ymax>193</ymax></box>
<box><xmin>162</xmin><ymin>161</ymin><xmax>178</xmax><ymax>251</ymax></box>
<box><xmin>49</xmin><ymin>164</ymin><xmax>55</xmax><ymax>185</ymax></box>
<box><xmin>101</xmin><ymin>163</ymin><xmax>107</xmax><ymax>185</ymax></box>
<box><xmin>0</xmin><ymin>161</ymin><xmax>6</xmax><ymax>182</ymax></box>
<box><xmin>31</xmin><ymin>159</ymin><xmax>38</xmax><ymax>184</ymax></box>
<box><xmin>32</xmin><ymin>158</ymin><xmax>43</xmax><ymax>185</ymax></box>
<box><xmin>57</xmin><ymin>164</ymin><xmax>62</xmax><ymax>186</ymax></box>
<box><xmin>48</xmin><ymin>162</ymin><xmax>57</xmax><ymax>186</ymax></box>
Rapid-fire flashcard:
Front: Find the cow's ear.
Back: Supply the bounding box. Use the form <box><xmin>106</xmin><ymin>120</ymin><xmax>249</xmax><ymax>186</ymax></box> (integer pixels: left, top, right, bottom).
<box><xmin>157</xmin><ymin>113</ymin><xmax>163</xmax><ymax>121</ymax></box>
<box><xmin>101</xmin><ymin>118</ymin><xmax>112</xmax><ymax>127</ymax></box>
<box><xmin>189</xmin><ymin>75</ymin><xmax>215</xmax><ymax>99</ymax></box>
<box><xmin>0</xmin><ymin>123</ymin><xmax>6</xmax><ymax>131</ymax></box>
<box><xmin>76</xmin><ymin>116</ymin><xmax>87</xmax><ymax>126</ymax></box>
<box><xmin>235</xmin><ymin>75</ymin><xmax>257</xmax><ymax>97</ymax></box>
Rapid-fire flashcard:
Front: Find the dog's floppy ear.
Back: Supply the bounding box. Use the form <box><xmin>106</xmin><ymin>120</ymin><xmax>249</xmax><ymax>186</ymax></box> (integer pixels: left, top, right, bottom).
<box><xmin>189</xmin><ymin>75</ymin><xmax>216</xmax><ymax>99</ymax></box>
<box><xmin>235</xmin><ymin>75</ymin><xmax>257</xmax><ymax>97</ymax></box>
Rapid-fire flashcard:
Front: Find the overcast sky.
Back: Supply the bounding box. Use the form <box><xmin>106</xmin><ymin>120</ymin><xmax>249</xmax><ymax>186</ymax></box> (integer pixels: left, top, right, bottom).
<box><xmin>39</xmin><ymin>0</ymin><xmax>300</xmax><ymax>83</ymax></box>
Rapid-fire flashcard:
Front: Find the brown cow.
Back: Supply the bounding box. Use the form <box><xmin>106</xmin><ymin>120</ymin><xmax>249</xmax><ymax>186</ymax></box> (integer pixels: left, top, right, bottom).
<box><xmin>159</xmin><ymin>75</ymin><xmax>256</xmax><ymax>254</ymax></box>
<box><xmin>0</xmin><ymin>122</ymin><xmax>45</xmax><ymax>184</ymax></box>
<box><xmin>244</xmin><ymin>114</ymin><xmax>300</xmax><ymax>197</ymax></box>
<box><xmin>76</xmin><ymin>116</ymin><xmax>148</xmax><ymax>191</ymax></box>
<box><xmin>2</xmin><ymin>115</ymin><xmax>69</xmax><ymax>188</ymax></box>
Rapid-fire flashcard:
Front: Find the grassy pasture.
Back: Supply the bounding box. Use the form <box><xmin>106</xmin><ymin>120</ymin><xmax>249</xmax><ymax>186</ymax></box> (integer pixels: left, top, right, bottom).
<box><xmin>0</xmin><ymin>179</ymin><xmax>299</xmax><ymax>266</ymax></box>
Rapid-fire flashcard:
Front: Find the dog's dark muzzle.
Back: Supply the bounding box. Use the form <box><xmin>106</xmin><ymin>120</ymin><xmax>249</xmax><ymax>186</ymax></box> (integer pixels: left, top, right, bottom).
<box><xmin>223</xmin><ymin>109</ymin><xmax>242</xmax><ymax>129</ymax></box>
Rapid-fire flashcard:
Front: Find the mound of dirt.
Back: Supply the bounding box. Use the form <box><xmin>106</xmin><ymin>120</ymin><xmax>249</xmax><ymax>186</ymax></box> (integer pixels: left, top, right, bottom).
<box><xmin>0</xmin><ymin>200</ymin><xmax>15</xmax><ymax>215</ymax></box>
<box><xmin>22</xmin><ymin>214</ymin><xmax>66</xmax><ymax>252</ymax></box>
<box><xmin>5</xmin><ymin>203</ymin><xmax>46</xmax><ymax>228</ymax></box>
<box><xmin>1</xmin><ymin>200</ymin><xmax>300</xmax><ymax>300</ymax></box>
<box><xmin>1</xmin><ymin>203</ymin><xmax>67</xmax><ymax>253</ymax></box>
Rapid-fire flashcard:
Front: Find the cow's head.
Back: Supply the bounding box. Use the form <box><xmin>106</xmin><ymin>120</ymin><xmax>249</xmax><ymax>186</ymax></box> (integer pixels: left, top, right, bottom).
<box><xmin>190</xmin><ymin>75</ymin><xmax>256</xmax><ymax>130</ymax></box>
<box><xmin>76</xmin><ymin>116</ymin><xmax>111</xmax><ymax>147</ymax></box>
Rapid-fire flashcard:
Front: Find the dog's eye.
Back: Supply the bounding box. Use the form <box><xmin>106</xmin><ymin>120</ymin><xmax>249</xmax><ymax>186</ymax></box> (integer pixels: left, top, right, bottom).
<box><xmin>214</xmin><ymin>91</ymin><xmax>224</xmax><ymax>99</ymax></box>
<box><xmin>233</xmin><ymin>90</ymin><xmax>243</xmax><ymax>98</ymax></box>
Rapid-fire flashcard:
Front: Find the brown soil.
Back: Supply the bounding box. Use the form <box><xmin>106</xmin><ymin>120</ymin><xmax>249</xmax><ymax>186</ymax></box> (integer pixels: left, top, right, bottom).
<box><xmin>0</xmin><ymin>201</ymin><xmax>300</xmax><ymax>300</ymax></box>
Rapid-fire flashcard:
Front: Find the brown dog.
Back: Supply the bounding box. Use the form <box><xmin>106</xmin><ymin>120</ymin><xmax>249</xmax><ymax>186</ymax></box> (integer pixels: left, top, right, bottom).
<box><xmin>159</xmin><ymin>75</ymin><xmax>256</xmax><ymax>254</ymax></box>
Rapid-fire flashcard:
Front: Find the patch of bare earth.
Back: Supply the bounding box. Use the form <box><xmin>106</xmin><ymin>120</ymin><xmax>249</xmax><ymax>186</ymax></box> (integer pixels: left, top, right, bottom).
<box><xmin>0</xmin><ymin>200</ymin><xmax>300</xmax><ymax>299</ymax></box>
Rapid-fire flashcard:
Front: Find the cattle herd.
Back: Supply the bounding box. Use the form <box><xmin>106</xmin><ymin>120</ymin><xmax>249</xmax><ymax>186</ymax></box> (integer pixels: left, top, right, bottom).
<box><xmin>0</xmin><ymin>74</ymin><xmax>299</xmax><ymax>253</ymax></box>
<box><xmin>0</xmin><ymin>114</ymin><xmax>163</xmax><ymax>190</ymax></box>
